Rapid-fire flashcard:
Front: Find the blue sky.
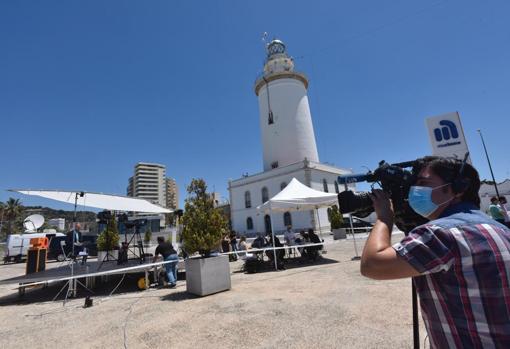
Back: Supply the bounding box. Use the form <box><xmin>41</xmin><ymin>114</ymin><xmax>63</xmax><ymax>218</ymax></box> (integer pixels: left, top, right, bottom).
<box><xmin>1</xmin><ymin>0</ymin><xmax>509</xmax><ymax>210</ymax></box>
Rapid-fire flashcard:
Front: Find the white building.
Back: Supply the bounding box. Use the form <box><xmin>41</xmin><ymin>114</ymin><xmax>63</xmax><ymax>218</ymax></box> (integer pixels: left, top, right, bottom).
<box><xmin>479</xmin><ymin>179</ymin><xmax>510</xmax><ymax>213</ymax></box>
<box><xmin>229</xmin><ymin>39</ymin><xmax>352</xmax><ymax>236</ymax></box>
<box><xmin>127</xmin><ymin>162</ymin><xmax>167</xmax><ymax>207</ymax></box>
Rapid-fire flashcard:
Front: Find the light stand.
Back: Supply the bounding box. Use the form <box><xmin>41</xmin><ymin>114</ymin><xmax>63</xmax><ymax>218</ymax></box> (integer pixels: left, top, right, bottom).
<box><xmin>57</xmin><ymin>192</ymin><xmax>93</xmax><ymax>303</ymax></box>
<box><xmin>343</xmin><ymin>183</ymin><xmax>360</xmax><ymax>260</ymax></box>
<box><xmin>477</xmin><ymin>129</ymin><xmax>501</xmax><ymax>198</ymax></box>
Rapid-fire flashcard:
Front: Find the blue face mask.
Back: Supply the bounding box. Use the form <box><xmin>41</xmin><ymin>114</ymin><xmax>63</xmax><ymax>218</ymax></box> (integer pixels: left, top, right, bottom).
<box><xmin>408</xmin><ymin>184</ymin><xmax>452</xmax><ymax>218</ymax></box>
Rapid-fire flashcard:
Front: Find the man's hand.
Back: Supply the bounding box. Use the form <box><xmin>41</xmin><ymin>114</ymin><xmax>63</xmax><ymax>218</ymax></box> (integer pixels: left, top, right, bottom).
<box><xmin>360</xmin><ymin>189</ymin><xmax>420</xmax><ymax>280</ymax></box>
<box><xmin>369</xmin><ymin>189</ymin><xmax>394</xmax><ymax>226</ymax></box>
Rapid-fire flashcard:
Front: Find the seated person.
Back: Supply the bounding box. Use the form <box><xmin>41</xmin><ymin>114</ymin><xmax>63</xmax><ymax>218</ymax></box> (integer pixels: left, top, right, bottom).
<box><xmin>251</xmin><ymin>234</ymin><xmax>267</xmax><ymax>249</ymax></box>
<box><xmin>297</xmin><ymin>230</ymin><xmax>310</xmax><ymax>257</ymax></box>
<box><xmin>65</xmin><ymin>223</ymin><xmax>83</xmax><ymax>258</ymax></box>
<box><xmin>237</xmin><ymin>236</ymin><xmax>250</xmax><ymax>258</ymax></box>
<box><xmin>250</xmin><ymin>233</ymin><xmax>267</xmax><ymax>260</ymax></box>
<box><xmin>266</xmin><ymin>234</ymin><xmax>285</xmax><ymax>270</ymax></box>
<box><xmin>306</xmin><ymin>228</ymin><xmax>323</xmax><ymax>261</ymax></box>
<box><xmin>284</xmin><ymin>225</ymin><xmax>298</xmax><ymax>245</ymax></box>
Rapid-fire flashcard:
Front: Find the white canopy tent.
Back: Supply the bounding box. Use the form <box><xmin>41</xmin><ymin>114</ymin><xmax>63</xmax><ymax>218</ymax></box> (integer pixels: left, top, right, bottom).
<box><xmin>10</xmin><ymin>189</ymin><xmax>172</xmax><ymax>213</ymax></box>
<box><xmin>257</xmin><ymin>178</ymin><xmax>338</xmax><ymax>213</ymax></box>
<box><xmin>257</xmin><ymin>178</ymin><xmax>338</xmax><ymax>270</ymax></box>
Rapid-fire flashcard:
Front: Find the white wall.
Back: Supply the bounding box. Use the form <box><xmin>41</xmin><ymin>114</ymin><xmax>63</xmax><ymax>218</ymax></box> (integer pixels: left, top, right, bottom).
<box><xmin>229</xmin><ymin>163</ymin><xmax>354</xmax><ymax>236</ymax></box>
<box><xmin>230</xmin><ymin>168</ymin><xmax>311</xmax><ymax>235</ymax></box>
<box><xmin>258</xmin><ymin>78</ymin><xmax>319</xmax><ymax>171</ymax></box>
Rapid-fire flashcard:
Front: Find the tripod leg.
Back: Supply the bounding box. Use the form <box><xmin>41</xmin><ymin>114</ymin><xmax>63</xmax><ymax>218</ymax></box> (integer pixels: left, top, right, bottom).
<box><xmin>53</xmin><ymin>280</ymin><xmax>70</xmax><ymax>302</ymax></box>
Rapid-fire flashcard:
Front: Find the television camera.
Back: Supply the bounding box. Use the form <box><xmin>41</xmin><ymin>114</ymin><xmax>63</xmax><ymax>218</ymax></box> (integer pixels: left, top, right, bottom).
<box><xmin>337</xmin><ymin>159</ymin><xmax>429</xmax><ymax>233</ymax></box>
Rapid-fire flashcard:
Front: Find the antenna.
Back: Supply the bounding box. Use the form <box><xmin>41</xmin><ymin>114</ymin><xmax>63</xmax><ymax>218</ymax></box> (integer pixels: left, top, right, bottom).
<box><xmin>23</xmin><ymin>214</ymin><xmax>45</xmax><ymax>232</ymax></box>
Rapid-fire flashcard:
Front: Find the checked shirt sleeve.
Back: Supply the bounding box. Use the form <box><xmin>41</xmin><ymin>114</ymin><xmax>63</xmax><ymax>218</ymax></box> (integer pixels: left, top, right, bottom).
<box><xmin>392</xmin><ymin>225</ymin><xmax>455</xmax><ymax>274</ymax></box>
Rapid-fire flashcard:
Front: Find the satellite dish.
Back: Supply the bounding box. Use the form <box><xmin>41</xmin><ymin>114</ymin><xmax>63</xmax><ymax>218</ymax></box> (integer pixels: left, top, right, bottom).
<box><xmin>23</xmin><ymin>214</ymin><xmax>45</xmax><ymax>232</ymax></box>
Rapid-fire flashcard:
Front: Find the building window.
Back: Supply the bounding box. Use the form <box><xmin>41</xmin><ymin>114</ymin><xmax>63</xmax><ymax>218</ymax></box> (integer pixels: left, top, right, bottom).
<box><xmin>334</xmin><ymin>181</ymin><xmax>339</xmax><ymax>193</ymax></box>
<box><xmin>271</xmin><ymin>161</ymin><xmax>279</xmax><ymax>169</ymax></box>
<box><xmin>283</xmin><ymin>212</ymin><xmax>292</xmax><ymax>227</ymax></box>
<box><xmin>323</xmin><ymin>179</ymin><xmax>329</xmax><ymax>192</ymax></box>
<box><xmin>261</xmin><ymin>187</ymin><xmax>269</xmax><ymax>203</ymax></box>
<box><xmin>246</xmin><ymin>217</ymin><xmax>253</xmax><ymax>230</ymax></box>
<box><xmin>280</xmin><ymin>182</ymin><xmax>287</xmax><ymax>190</ymax></box>
<box><xmin>264</xmin><ymin>215</ymin><xmax>272</xmax><ymax>234</ymax></box>
<box><xmin>244</xmin><ymin>191</ymin><xmax>251</xmax><ymax>208</ymax></box>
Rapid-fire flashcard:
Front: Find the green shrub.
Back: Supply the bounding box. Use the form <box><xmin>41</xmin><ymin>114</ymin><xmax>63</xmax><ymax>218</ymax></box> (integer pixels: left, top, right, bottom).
<box><xmin>181</xmin><ymin>179</ymin><xmax>228</xmax><ymax>257</ymax></box>
<box><xmin>97</xmin><ymin>216</ymin><xmax>120</xmax><ymax>251</ymax></box>
<box><xmin>329</xmin><ymin>205</ymin><xmax>343</xmax><ymax>230</ymax></box>
<box><xmin>144</xmin><ymin>228</ymin><xmax>152</xmax><ymax>243</ymax></box>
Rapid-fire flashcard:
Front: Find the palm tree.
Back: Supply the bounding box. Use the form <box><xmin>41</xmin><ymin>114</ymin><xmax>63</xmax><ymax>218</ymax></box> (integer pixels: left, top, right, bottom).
<box><xmin>4</xmin><ymin>198</ymin><xmax>23</xmax><ymax>234</ymax></box>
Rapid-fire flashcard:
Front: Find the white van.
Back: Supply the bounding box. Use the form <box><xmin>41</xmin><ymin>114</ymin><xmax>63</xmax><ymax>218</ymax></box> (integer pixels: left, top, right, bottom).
<box><xmin>3</xmin><ymin>232</ymin><xmax>65</xmax><ymax>263</ymax></box>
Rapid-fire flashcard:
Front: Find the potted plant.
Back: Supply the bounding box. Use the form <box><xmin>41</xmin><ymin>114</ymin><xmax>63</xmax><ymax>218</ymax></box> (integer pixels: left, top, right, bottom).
<box><xmin>329</xmin><ymin>205</ymin><xmax>346</xmax><ymax>240</ymax></box>
<box><xmin>144</xmin><ymin>228</ymin><xmax>152</xmax><ymax>247</ymax></box>
<box><xmin>181</xmin><ymin>178</ymin><xmax>230</xmax><ymax>296</ymax></box>
<box><xmin>96</xmin><ymin>215</ymin><xmax>120</xmax><ymax>261</ymax></box>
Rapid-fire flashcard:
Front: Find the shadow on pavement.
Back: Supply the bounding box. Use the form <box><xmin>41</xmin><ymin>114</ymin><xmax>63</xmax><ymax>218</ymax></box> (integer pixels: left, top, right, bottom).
<box><xmin>0</xmin><ymin>273</ymin><xmax>153</xmax><ymax>306</ymax></box>
<box><xmin>160</xmin><ymin>291</ymin><xmax>199</xmax><ymax>302</ymax></box>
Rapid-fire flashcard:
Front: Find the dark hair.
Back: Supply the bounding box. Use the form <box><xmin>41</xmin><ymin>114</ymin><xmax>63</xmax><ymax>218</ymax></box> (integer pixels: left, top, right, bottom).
<box><xmin>499</xmin><ymin>196</ymin><xmax>507</xmax><ymax>204</ymax></box>
<box><xmin>415</xmin><ymin>156</ymin><xmax>481</xmax><ymax>208</ymax></box>
<box><xmin>308</xmin><ymin>228</ymin><xmax>314</xmax><ymax>234</ymax></box>
<box><xmin>157</xmin><ymin>236</ymin><xmax>165</xmax><ymax>243</ymax></box>
<box><xmin>491</xmin><ymin>196</ymin><xmax>499</xmax><ymax>203</ymax></box>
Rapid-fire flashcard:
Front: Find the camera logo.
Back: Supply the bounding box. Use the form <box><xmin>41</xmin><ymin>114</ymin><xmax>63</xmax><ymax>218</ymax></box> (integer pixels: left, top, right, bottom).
<box><xmin>433</xmin><ymin>120</ymin><xmax>459</xmax><ymax>142</ymax></box>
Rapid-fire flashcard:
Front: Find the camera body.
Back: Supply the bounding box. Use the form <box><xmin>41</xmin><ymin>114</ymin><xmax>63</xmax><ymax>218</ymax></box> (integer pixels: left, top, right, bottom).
<box><xmin>338</xmin><ymin>160</ymin><xmax>428</xmax><ymax>233</ymax></box>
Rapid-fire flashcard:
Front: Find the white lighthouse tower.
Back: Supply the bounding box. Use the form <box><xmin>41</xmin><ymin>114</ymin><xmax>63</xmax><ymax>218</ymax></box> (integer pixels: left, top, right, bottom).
<box><xmin>228</xmin><ymin>38</ymin><xmax>352</xmax><ymax>236</ymax></box>
<box><xmin>254</xmin><ymin>39</ymin><xmax>319</xmax><ymax>171</ymax></box>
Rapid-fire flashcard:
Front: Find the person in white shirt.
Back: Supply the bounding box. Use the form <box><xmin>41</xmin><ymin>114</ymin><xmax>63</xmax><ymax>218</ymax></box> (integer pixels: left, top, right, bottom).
<box><xmin>283</xmin><ymin>225</ymin><xmax>296</xmax><ymax>246</ymax></box>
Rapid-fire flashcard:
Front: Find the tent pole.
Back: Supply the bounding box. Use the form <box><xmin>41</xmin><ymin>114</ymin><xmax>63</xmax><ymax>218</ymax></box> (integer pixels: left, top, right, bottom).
<box><xmin>315</xmin><ymin>207</ymin><xmax>323</xmax><ymax>240</ymax></box>
<box><xmin>269</xmin><ymin>212</ymin><xmax>278</xmax><ymax>271</ymax></box>
<box><xmin>343</xmin><ymin>183</ymin><xmax>360</xmax><ymax>260</ymax></box>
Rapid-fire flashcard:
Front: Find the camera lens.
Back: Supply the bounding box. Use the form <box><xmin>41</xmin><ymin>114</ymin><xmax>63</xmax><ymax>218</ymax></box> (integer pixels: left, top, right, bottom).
<box><xmin>337</xmin><ymin>190</ymin><xmax>373</xmax><ymax>215</ymax></box>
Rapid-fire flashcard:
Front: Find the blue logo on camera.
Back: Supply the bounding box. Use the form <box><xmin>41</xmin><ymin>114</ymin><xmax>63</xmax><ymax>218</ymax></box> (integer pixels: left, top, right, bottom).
<box><xmin>434</xmin><ymin>120</ymin><xmax>459</xmax><ymax>142</ymax></box>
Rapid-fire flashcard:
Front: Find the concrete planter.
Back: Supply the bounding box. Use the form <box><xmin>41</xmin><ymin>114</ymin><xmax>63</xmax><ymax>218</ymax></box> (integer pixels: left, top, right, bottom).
<box><xmin>333</xmin><ymin>228</ymin><xmax>347</xmax><ymax>240</ymax></box>
<box><xmin>185</xmin><ymin>255</ymin><xmax>231</xmax><ymax>296</ymax></box>
<box><xmin>97</xmin><ymin>250</ymin><xmax>118</xmax><ymax>262</ymax></box>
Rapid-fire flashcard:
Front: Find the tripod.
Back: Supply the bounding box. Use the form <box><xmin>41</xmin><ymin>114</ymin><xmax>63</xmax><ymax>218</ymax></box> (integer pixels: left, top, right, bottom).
<box><xmin>125</xmin><ymin>225</ymin><xmax>146</xmax><ymax>263</ymax></box>
<box><xmin>60</xmin><ymin>192</ymin><xmax>93</xmax><ymax>301</ymax></box>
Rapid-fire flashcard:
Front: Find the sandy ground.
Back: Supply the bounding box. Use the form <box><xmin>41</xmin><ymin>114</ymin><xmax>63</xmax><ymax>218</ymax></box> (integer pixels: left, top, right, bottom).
<box><xmin>0</xmin><ymin>234</ymin><xmax>426</xmax><ymax>349</ymax></box>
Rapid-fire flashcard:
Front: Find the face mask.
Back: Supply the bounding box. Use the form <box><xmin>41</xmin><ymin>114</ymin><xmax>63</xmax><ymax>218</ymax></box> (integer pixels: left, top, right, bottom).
<box><xmin>408</xmin><ymin>183</ymin><xmax>452</xmax><ymax>218</ymax></box>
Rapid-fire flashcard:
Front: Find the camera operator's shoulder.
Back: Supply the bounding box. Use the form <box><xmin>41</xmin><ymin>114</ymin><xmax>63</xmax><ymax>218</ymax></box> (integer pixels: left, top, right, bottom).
<box><xmin>434</xmin><ymin>210</ymin><xmax>493</xmax><ymax>230</ymax></box>
<box><xmin>408</xmin><ymin>221</ymin><xmax>453</xmax><ymax>240</ymax></box>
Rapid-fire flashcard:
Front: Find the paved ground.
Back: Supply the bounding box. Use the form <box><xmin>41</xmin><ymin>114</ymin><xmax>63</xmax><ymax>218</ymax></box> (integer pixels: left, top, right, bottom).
<box><xmin>0</xmin><ymin>233</ymin><xmax>426</xmax><ymax>348</ymax></box>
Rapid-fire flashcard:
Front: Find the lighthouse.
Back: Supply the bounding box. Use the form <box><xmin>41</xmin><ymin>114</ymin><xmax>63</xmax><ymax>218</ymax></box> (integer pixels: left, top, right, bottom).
<box><xmin>254</xmin><ymin>39</ymin><xmax>319</xmax><ymax>171</ymax></box>
<box><xmin>228</xmin><ymin>38</ymin><xmax>351</xmax><ymax>236</ymax></box>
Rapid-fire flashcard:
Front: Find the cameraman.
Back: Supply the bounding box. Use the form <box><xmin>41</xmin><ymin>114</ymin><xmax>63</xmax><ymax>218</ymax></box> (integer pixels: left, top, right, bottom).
<box><xmin>360</xmin><ymin>156</ymin><xmax>510</xmax><ymax>348</ymax></box>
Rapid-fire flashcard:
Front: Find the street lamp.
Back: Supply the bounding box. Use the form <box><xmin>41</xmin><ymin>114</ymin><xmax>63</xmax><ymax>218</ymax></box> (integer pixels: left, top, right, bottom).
<box><xmin>477</xmin><ymin>129</ymin><xmax>500</xmax><ymax>198</ymax></box>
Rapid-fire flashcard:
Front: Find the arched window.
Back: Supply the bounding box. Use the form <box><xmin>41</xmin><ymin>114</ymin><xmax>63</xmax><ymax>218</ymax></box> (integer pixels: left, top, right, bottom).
<box><xmin>283</xmin><ymin>212</ymin><xmax>292</xmax><ymax>227</ymax></box>
<box><xmin>264</xmin><ymin>215</ymin><xmax>272</xmax><ymax>234</ymax></box>
<box><xmin>261</xmin><ymin>187</ymin><xmax>269</xmax><ymax>203</ymax></box>
<box><xmin>334</xmin><ymin>181</ymin><xmax>339</xmax><ymax>194</ymax></box>
<box><xmin>246</xmin><ymin>217</ymin><xmax>253</xmax><ymax>230</ymax></box>
<box><xmin>280</xmin><ymin>182</ymin><xmax>287</xmax><ymax>190</ymax></box>
<box><xmin>244</xmin><ymin>191</ymin><xmax>251</xmax><ymax>208</ymax></box>
<box><xmin>323</xmin><ymin>179</ymin><xmax>329</xmax><ymax>192</ymax></box>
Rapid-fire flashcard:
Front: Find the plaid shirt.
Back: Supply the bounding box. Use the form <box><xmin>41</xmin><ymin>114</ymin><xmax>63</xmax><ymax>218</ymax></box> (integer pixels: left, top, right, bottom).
<box><xmin>393</xmin><ymin>202</ymin><xmax>510</xmax><ymax>348</ymax></box>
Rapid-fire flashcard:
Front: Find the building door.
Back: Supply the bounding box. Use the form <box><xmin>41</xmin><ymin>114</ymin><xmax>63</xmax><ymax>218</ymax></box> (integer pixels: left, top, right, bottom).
<box><xmin>264</xmin><ymin>215</ymin><xmax>272</xmax><ymax>234</ymax></box>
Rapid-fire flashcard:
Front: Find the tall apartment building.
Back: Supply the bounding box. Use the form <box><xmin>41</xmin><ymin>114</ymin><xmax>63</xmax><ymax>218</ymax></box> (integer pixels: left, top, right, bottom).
<box><xmin>127</xmin><ymin>162</ymin><xmax>167</xmax><ymax>207</ymax></box>
<box><xmin>165</xmin><ymin>177</ymin><xmax>179</xmax><ymax>209</ymax></box>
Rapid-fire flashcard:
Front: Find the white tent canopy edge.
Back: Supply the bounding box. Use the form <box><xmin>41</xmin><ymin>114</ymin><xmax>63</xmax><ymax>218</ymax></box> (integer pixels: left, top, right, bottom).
<box><xmin>10</xmin><ymin>189</ymin><xmax>172</xmax><ymax>214</ymax></box>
